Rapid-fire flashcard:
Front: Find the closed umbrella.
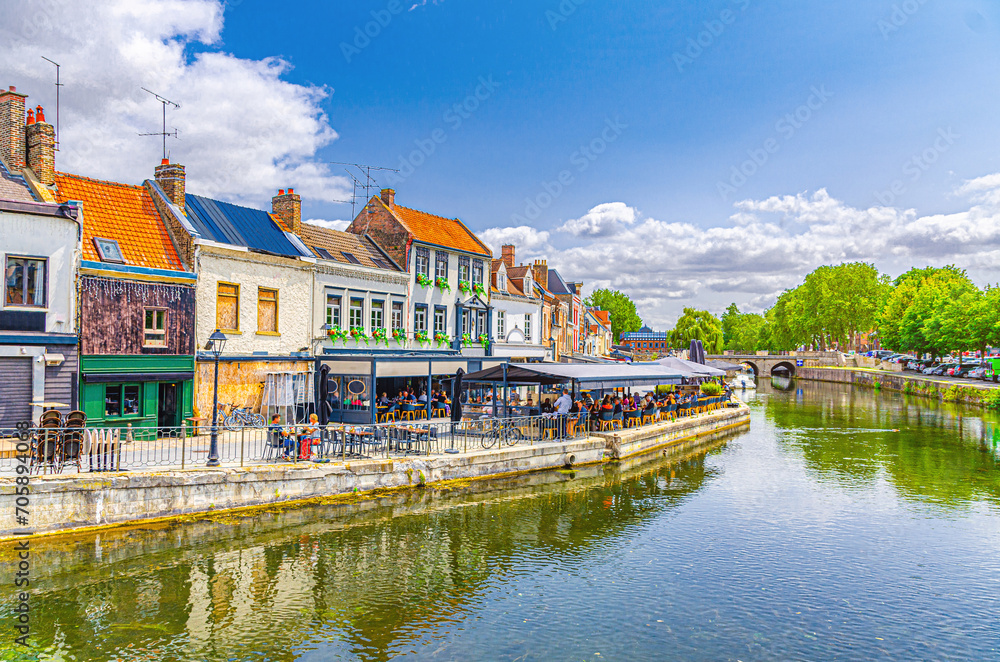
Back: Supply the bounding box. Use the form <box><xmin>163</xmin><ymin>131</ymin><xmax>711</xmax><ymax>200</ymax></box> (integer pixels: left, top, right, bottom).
<box><xmin>450</xmin><ymin>368</ymin><xmax>464</xmax><ymax>422</ymax></box>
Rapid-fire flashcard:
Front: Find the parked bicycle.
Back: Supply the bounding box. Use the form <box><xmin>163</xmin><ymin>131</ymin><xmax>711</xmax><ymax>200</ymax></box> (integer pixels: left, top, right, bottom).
<box><xmin>220</xmin><ymin>403</ymin><xmax>266</xmax><ymax>431</ymax></box>
<box><xmin>480</xmin><ymin>418</ymin><xmax>527</xmax><ymax>449</ymax></box>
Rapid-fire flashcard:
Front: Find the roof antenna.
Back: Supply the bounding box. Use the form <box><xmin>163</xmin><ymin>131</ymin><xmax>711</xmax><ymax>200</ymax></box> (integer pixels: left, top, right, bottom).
<box><xmin>138</xmin><ymin>87</ymin><xmax>180</xmax><ymax>161</ymax></box>
<box><xmin>40</xmin><ymin>56</ymin><xmax>62</xmax><ymax>151</ymax></box>
<box><xmin>329</xmin><ymin>161</ymin><xmax>400</xmax><ymax>233</ymax></box>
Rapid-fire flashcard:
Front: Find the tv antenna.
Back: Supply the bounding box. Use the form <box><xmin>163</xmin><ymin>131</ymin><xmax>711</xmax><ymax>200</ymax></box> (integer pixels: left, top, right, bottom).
<box><xmin>329</xmin><ymin>161</ymin><xmax>400</xmax><ymax>232</ymax></box>
<box><xmin>40</xmin><ymin>56</ymin><xmax>62</xmax><ymax>150</ymax></box>
<box><xmin>139</xmin><ymin>87</ymin><xmax>180</xmax><ymax>161</ymax></box>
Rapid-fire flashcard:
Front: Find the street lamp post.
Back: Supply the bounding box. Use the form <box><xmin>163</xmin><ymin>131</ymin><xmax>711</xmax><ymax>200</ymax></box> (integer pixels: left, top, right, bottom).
<box><xmin>206</xmin><ymin>329</ymin><xmax>227</xmax><ymax>467</ymax></box>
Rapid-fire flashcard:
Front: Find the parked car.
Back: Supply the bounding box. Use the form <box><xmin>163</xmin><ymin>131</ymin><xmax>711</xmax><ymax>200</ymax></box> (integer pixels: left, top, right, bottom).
<box><xmin>931</xmin><ymin>363</ymin><xmax>957</xmax><ymax>376</ymax></box>
<box><xmin>953</xmin><ymin>364</ymin><xmax>980</xmax><ymax>378</ymax></box>
<box><xmin>968</xmin><ymin>365</ymin><xmax>989</xmax><ymax>380</ymax></box>
<box><xmin>873</xmin><ymin>350</ymin><xmax>895</xmax><ymax>360</ymax></box>
<box><xmin>921</xmin><ymin>364</ymin><xmax>940</xmax><ymax>375</ymax></box>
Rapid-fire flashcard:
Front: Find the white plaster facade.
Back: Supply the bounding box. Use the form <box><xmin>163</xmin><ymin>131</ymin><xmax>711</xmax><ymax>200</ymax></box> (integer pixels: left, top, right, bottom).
<box><xmin>407</xmin><ymin>244</ymin><xmax>491</xmax><ymax>354</ymax></box>
<box><xmin>194</xmin><ymin>243</ymin><xmax>314</xmax><ymax>356</ymax></box>
<box><xmin>0</xmin><ymin>205</ymin><xmax>80</xmax><ymax>334</ymax></box>
<box><xmin>313</xmin><ymin>261</ymin><xmax>410</xmax><ymax>352</ymax></box>
<box><xmin>490</xmin><ymin>291</ymin><xmax>546</xmax><ymax>360</ymax></box>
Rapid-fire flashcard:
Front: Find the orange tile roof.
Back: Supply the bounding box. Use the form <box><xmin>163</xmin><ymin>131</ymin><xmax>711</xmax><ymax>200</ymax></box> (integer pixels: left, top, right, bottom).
<box><xmin>55</xmin><ymin>173</ymin><xmax>185</xmax><ymax>272</ymax></box>
<box><xmin>379</xmin><ymin>197</ymin><xmax>491</xmax><ymax>256</ymax></box>
<box><xmin>593</xmin><ymin>310</ymin><xmax>611</xmax><ymax>326</ymax></box>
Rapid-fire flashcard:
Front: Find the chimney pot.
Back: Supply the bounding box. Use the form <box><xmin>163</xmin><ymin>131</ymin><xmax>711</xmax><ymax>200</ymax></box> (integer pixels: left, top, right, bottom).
<box><xmin>26</xmin><ymin>109</ymin><xmax>34</xmax><ymax>125</ymax></box>
<box><xmin>161</xmin><ymin>158</ymin><xmax>169</xmax><ymax>165</ymax></box>
<box><xmin>278</xmin><ymin>189</ymin><xmax>284</xmax><ymax>195</ymax></box>
<box><xmin>8</xmin><ymin>86</ymin><xmax>14</xmax><ymax>92</ymax></box>
<box><xmin>288</xmin><ymin>187</ymin><xmax>294</xmax><ymax>194</ymax></box>
<box><xmin>35</xmin><ymin>106</ymin><xmax>44</xmax><ymax>123</ymax></box>
<box><xmin>25</xmin><ymin>111</ymin><xmax>55</xmax><ymax>185</ymax></box>
<box><xmin>501</xmin><ymin>244</ymin><xmax>515</xmax><ymax>269</ymax></box>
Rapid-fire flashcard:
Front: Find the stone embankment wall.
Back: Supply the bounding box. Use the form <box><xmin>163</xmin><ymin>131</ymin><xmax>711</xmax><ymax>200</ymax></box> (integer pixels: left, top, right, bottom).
<box><xmin>0</xmin><ymin>405</ymin><xmax>750</xmax><ymax>539</ymax></box>
<box><xmin>796</xmin><ymin>367</ymin><xmax>999</xmax><ymax>409</ymax></box>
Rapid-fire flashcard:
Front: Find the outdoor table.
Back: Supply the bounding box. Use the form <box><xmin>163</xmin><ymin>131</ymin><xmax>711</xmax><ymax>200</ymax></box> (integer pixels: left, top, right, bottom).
<box><xmin>30</xmin><ymin>401</ymin><xmax>70</xmax><ymax>411</ymax></box>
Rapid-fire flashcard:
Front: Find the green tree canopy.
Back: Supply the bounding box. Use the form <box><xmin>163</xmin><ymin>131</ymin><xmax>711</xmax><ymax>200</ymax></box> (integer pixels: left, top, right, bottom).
<box><xmin>881</xmin><ymin>266</ymin><xmax>979</xmax><ymax>358</ymax></box>
<box><xmin>722</xmin><ymin>304</ymin><xmax>769</xmax><ymax>353</ymax></box>
<box><xmin>670</xmin><ymin>308</ymin><xmax>724</xmax><ymax>354</ymax></box>
<box><xmin>583</xmin><ymin>288</ymin><xmax>643</xmax><ymax>342</ymax></box>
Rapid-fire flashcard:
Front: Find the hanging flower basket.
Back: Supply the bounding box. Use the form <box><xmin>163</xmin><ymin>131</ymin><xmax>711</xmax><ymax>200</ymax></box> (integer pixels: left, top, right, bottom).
<box><xmin>458</xmin><ymin>280</ymin><xmax>472</xmax><ymax>294</ymax></box>
<box><xmin>435</xmin><ymin>277</ymin><xmax>451</xmax><ymax>293</ymax></box>
<box><xmin>327</xmin><ymin>326</ymin><xmax>350</xmax><ymax>345</ymax></box>
<box><xmin>461</xmin><ymin>332</ymin><xmax>474</xmax><ymax>347</ymax></box>
<box><xmin>349</xmin><ymin>327</ymin><xmax>369</xmax><ymax>345</ymax></box>
<box><xmin>477</xmin><ymin>333</ymin><xmax>491</xmax><ymax>349</ymax></box>
<box><xmin>472</xmin><ymin>283</ymin><xmax>486</xmax><ymax>298</ymax></box>
<box><xmin>416</xmin><ymin>274</ymin><xmax>433</xmax><ymax>288</ymax></box>
<box><xmin>434</xmin><ymin>332</ymin><xmax>451</xmax><ymax>348</ymax></box>
<box><xmin>372</xmin><ymin>327</ymin><xmax>390</xmax><ymax>346</ymax></box>
<box><xmin>392</xmin><ymin>328</ymin><xmax>407</xmax><ymax>345</ymax></box>
<box><xmin>414</xmin><ymin>330</ymin><xmax>431</xmax><ymax>346</ymax></box>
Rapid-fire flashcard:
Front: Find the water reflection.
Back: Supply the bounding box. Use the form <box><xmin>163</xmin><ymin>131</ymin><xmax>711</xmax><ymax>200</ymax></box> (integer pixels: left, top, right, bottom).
<box><xmin>757</xmin><ymin>379</ymin><xmax>1000</xmax><ymax>506</ymax></box>
<box><xmin>1</xmin><ymin>440</ymin><xmax>727</xmax><ymax>662</ymax></box>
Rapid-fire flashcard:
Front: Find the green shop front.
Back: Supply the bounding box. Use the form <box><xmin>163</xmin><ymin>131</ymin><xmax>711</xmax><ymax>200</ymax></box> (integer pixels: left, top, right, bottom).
<box><xmin>80</xmin><ymin>355</ymin><xmax>195</xmax><ymax>433</ymax></box>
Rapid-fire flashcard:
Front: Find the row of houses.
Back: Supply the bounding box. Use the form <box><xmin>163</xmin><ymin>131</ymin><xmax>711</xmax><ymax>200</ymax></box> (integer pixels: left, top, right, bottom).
<box><xmin>0</xmin><ymin>84</ymin><xmax>614</xmax><ymax>430</ymax></box>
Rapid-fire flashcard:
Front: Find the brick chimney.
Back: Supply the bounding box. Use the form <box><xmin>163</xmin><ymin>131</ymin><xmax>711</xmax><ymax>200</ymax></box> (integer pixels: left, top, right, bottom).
<box><xmin>501</xmin><ymin>244</ymin><xmax>515</xmax><ymax>269</ymax></box>
<box><xmin>25</xmin><ymin>105</ymin><xmax>55</xmax><ymax>185</ymax></box>
<box><xmin>154</xmin><ymin>159</ymin><xmax>186</xmax><ymax>213</ymax></box>
<box><xmin>533</xmin><ymin>259</ymin><xmax>549</xmax><ymax>291</ymax></box>
<box><xmin>272</xmin><ymin>188</ymin><xmax>301</xmax><ymax>234</ymax></box>
<box><xmin>380</xmin><ymin>188</ymin><xmax>395</xmax><ymax>207</ymax></box>
<box><xmin>0</xmin><ymin>86</ymin><xmax>27</xmax><ymax>170</ymax></box>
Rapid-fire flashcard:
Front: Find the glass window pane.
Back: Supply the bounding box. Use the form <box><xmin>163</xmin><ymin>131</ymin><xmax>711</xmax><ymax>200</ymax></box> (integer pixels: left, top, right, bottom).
<box><xmin>123</xmin><ymin>385</ymin><xmax>141</xmax><ymax>416</ymax></box>
<box><xmin>258</xmin><ymin>288</ymin><xmax>278</xmax><ymax>333</ymax></box>
<box><xmin>326</xmin><ymin>295</ymin><xmax>341</xmax><ymax>327</ymax></box>
<box><xmin>105</xmin><ymin>385</ymin><xmax>122</xmax><ymax>417</ymax></box>
<box><xmin>391</xmin><ymin>302</ymin><xmax>403</xmax><ymax>329</ymax></box>
<box><xmin>350</xmin><ymin>298</ymin><xmax>364</xmax><ymax>328</ymax></box>
<box><xmin>371</xmin><ymin>301</ymin><xmax>384</xmax><ymax>329</ymax></box>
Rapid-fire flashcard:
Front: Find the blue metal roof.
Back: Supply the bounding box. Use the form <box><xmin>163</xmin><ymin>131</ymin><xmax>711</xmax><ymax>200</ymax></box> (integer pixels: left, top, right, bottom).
<box><xmin>546</xmin><ymin>268</ymin><xmax>573</xmax><ymax>295</ymax></box>
<box><xmin>185</xmin><ymin>193</ymin><xmax>310</xmax><ymax>258</ymax></box>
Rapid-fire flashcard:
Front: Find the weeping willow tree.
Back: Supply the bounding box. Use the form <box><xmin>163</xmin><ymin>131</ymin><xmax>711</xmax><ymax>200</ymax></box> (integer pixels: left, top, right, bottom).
<box><xmin>669</xmin><ymin>308</ymin><xmax>724</xmax><ymax>354</ymax></box>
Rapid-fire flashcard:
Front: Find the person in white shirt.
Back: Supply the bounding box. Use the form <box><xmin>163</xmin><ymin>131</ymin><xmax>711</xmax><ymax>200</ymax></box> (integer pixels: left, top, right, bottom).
<box><xmin>554</xmin><ymin>389</ymin><xmax>572</xmax><ymax>415</ymax></box>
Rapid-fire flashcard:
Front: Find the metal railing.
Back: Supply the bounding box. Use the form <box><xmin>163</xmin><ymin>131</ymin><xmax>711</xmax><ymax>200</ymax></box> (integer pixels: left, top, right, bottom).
<box><xmin>0</xmin><ymin>396</ymin><xmax>736</xmax><ymax>475</ymax></box>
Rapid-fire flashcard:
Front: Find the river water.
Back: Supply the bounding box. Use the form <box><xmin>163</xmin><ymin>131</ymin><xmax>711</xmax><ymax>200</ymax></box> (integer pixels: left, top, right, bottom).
<box><xmin>3</xmin><ymin>381</ymin><xmax>1000</xmax><ymax>661</ymax></box>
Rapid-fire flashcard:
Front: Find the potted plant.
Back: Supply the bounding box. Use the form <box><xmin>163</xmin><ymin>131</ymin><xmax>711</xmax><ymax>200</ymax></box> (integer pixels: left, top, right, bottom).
<box><xmin>372</xmin><ymin>327</ymin><xmax>390</xmax><ymax>347</ymax></box>
<box><xmin>458</xmin><ymin>280</ymin><xmax>472</xmax><ymax>294</ymax></box>
<box><xmin>392</xmin><ymin>328</ymin><xmax>407</xmax><ymax>345</ymax></box>
<box><xmin>461</xmin><ymin>332</ymin><xmax>474</xmax><ymax>347</ymax></box>
<box><xmin>472</xmin><ymin>282</ymin><xmax>486</xmax><ymax>298</ymax></box>
<box><xmin>327</xmin><ymin>325</ymin><xmax>350</xmax><ymax>345</ymax></box>
<box><xmin>477</xmin><ymin>333</ymin><xmax>491</xmax><ymax>350</ymax></box>
<box><xmin>414</xmin><ymin>329</ymin><xmax>431</xmax><ymax>346</ymax></box>
<box><xmin>435</xmin><ymin>276</ymin><xmax>451</xmax><ymax>293</ymax></box>
<box><xmin>416</xmin><ymin>273</ymin><xmax>433</xmax><ymax>288</ymax></box>
<box><xmin>434</xmin><ymin>331</ymin><xmax>451</xmax><ymax>348</ymax></box>
<box><xmin>700</xmin><ymin>382</ymin><xmax>723</xmax><ymax>396</ymax></box>
<box><xmin>349</xmin><ymin>327</ymin><xmax>369</xmax><ymax>345</ymax></box>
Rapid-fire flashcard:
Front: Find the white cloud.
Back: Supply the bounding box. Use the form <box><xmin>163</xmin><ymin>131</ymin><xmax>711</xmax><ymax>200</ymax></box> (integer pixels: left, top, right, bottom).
<box><xmin>409</xmin><ymin>0</ymin><xmax>445</xmax><ymax>10</ymax></box>
<box><xmin>305</xmin><ymin>219</ymin><xmax>350</xmax><ymax>232</ymax></box>
<box><xmin>479</xmin><ymin>225</ymin><xmax>551</xmax><ymax>259</ymax></box>
<box><xmin>535</xmin><ymin>180</ymin><xmax>1000</xmax><ymax>329</ymax></box>
<box><xmin>0</xmin><ymin>0</ymin><xmax>350</xmax><ymax>208</ymax></box>
<box><xmin>558</xmin><ymin>202</ymin><xmax>637</xmax><ymax>237</ymax></box>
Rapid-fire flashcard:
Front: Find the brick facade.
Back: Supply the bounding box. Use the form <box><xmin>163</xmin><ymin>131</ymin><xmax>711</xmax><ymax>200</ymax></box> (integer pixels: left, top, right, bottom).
<box><xmin>154</xmin><ymin>160</ymin><xmax>186</xmax><ymax>214</ymax></box>
<box><xmin>144</xmin><ymin>179</ymin><xmax>195</xmax><ymax>270</ymax></box>
<box><xmin>346</xmin><ymin>196</ymin><xmax>410</xmax><ymax>269</ymax></box>
<box><xmin>0</xmin><ymin>86</ymin><xmax>27</xmax><ymax>169</ymax></box>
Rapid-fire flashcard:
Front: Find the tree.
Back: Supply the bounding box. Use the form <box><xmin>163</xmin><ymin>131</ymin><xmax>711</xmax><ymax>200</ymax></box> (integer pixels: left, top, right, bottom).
<box><xmin>881</xmin><ymin>266</ymin><xmax>977</xmax><ymax>358</ymax></box>
<box><xmin>584</xmin><ymin>288</ymin><xmax>643</xmax><ymax>342</ymax></box>
<box><xmin>722</xmin><ymin>303</ymin><xmax>769</xmax><ymax>353</ymax></box>
<box><xmin>670</xmin><ymin>308</ymin><xmax>724</xmax><ymax>354</ymax></box>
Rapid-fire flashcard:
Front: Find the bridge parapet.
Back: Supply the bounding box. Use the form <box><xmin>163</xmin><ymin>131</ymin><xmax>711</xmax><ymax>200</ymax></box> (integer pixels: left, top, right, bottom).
<box><xmin>707</xmin><ymin>352</ymin><xmax>844</xmax><ymax>377</ymax></box>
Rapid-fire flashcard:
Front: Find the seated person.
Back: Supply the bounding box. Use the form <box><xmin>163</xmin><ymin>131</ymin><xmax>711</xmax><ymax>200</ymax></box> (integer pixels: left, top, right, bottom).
<box><xmin>540</xmin><ymin>397</ymin><xmax>554</xmax><ymax>413</ymax></box>
<box><xmin>525</xmin><ymin>395</ymin><xmax>534</xmax><ymax>408</ymax></box>
<box><xmin>378</xmin><ymin>392</ymin><xmax>390</xmax><ymax>407</ymax></box>
<box><xmin>613</xmin><ymin>396</ymin><xmax>623</xmax><ymax>415</ymax></box>
<box><xmin>268</xmin><ymin>414</ymin><xmax>296</xmax><ymax>459</ymax></box>
<box><xmin>600</xmin><ymin>395</ymin><xmax>614</xmax><ymax>412</ymax></box>
<box><xmin>417</xmin><ymin>390</ymin><xmax>428</xmax><ymax>403</ymax></box>
<box><xmin>299</xmin><ymin>413</ymin><xmax>321</xmax><ymax>460</ymax></box>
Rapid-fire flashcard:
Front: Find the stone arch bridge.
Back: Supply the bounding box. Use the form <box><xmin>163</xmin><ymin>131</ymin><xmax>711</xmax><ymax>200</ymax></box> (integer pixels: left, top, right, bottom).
<box><xmin>707</xmin><ymin>352</ymin><xmax>842</xmax><ymax>377</ymax></box>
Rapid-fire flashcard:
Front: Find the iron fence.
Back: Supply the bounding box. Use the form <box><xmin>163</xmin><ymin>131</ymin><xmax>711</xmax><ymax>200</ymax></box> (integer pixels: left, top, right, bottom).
<box><xmin>0</xmin><ymin>396</ymin><xmax>736</xmax><ymax>475</ymax></box>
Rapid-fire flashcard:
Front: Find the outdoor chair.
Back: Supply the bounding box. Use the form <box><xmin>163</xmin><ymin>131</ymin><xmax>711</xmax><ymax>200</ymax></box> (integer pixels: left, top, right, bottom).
<box><xmin>60</xmin><ymin>428</ymin><xmax>84</xmax><ymax>473</ymax></box>
<box><xmin>65</xmin><ymin>411</ymin><xmax>86</xmax><ymax>427</ymax></box>
<box><xmin>414</xmin><ymin>404</ymin><xmax>428</xmax><ymax>420</ymax></box>
<box><xmin>624</xmin><ymin>410</ymin><xmax>641</xmax><ymax>428</ymax></box>
<box><xmin>431</xmin><ymin>403</ymin><xmax>448</xmax><ymax>418</ymax></box>
<box><xmin>399</xmin><ymin>402</ymin><xmax>417</xmax><ymax>421</ymax></box>
<box><xmin>31</xmin><ymin>427</ymin><xmax>61</xmax><ymax>474</ymax></box>
<box><xmin>377</xmin><ymin>406</ymin><xmax>396</xmax><ymax>423</ymax></box>
<box><xmin>641</xmin><ymin>406</ymin><xmax>658</xmax><ymax>426</ymax></box>
<box><xmin>597</xmin><ymin>410</ymin><xmax>615</xmax><ymax>432</ymax></box>
<box><xmin>39</xmin><ymin>410</ymin><xmax>62</xmax><ymax>426</ymax></box>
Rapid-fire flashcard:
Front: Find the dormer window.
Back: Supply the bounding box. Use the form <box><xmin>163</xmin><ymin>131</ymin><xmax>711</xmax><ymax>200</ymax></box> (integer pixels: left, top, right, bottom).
<box><xmin>498</xmin><ymin>269</ymin><xmax>507</xmax><ymax>291</ymax></box>
<box><xmin>93</xmin><ymin>237</ymin><xmax>125</xmax><ymax>263</ymax></box>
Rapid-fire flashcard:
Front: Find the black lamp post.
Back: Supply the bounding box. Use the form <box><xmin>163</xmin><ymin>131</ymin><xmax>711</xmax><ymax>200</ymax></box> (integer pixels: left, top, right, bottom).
<box><xmin>206</xmin><ymin>329</ymin><xmax>227</xmax><ymax>467</ymax></box>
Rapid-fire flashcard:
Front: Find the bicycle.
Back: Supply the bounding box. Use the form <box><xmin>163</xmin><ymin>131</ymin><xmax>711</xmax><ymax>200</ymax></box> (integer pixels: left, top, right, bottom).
<box><xmin>221</xmin><ymin>403</ymin><xmax>266</xmax><ymax>430</ymax></box>
<box><xmin>480</xmin><ymin>418</ymin><xmax>527</xmax><ymax>449</ymax></box>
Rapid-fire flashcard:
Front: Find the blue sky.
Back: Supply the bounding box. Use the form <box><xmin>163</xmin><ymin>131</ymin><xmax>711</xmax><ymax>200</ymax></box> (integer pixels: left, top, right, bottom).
<box><xmin>3</xmin><ymin>0</ymin><xmax>1000</xmax><ymax>326</ymax></box>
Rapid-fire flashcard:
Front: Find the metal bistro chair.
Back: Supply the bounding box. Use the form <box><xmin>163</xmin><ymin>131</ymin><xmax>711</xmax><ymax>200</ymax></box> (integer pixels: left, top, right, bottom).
<box><xmin>31</xmin><ymin>426</ymin><xmax>61</xmax><ymax>474</ymax></box>
<box><xmin>641</xmin><ymin>406</ymin><xmax>658</xmax><ymax>426</ymax></box>
<box><xmin>399</xmin><ymin>402</ymin><xmax>417</xmax><ymax>421</ymax></box>
<box><xmin>414</xmin><ymin>403</ymin><xmax>428</xmax><ymax>420</ymax></box>
<box><xmin>624</xmin><ymin>409</ymin><xmax>641</xmax><ymax>428</ymax></box>
<box><xmin>60</xmin><ymin>426</ymin><xmax>84</xmax><ymax>473</ymax></box>
<box><xmin>377</xmin><ymin>405</ymin><xmax>397</xmax><ymax>423</ymax></box>
<box><xmin>612</xmin><ymin>409</ymin><xmax>624</xmax><ymax>431</ymax></box>
<box><xmin>431</xmin><ymin>402</ymin><xmax>448</xmax><ymax>418</ymax></box>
